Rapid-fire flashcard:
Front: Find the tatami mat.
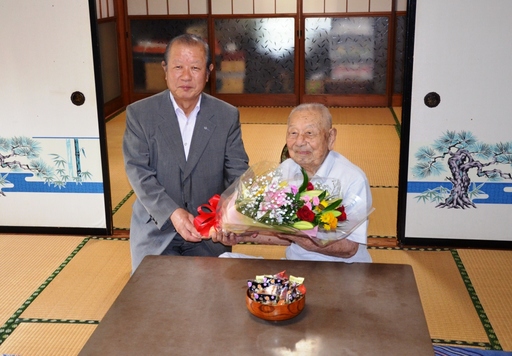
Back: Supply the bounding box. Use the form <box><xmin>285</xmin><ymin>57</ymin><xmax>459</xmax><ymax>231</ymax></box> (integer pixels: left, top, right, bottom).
<box><xmin>113</xmin><ymin>193</ymin><xmax>136</xmax><ymax>230</ymax></box>
<box><xmin>0</xmin><ymin>323</ymin><xmax>96</xmax><ymax>356</ymax></box>
<box><xmin>20</xmin><ymin>239</ymin><xmax>130</xmax><ymax>321</ymax></box>
<box><xmin>368</xmin><ymin>187</ymin><xmax>398</xmax><ymax>237</ymax></box>
<box><xmin>2</xmin><ymin>234</ymin><xmax>512</xmax><ymax>352</ymax></box>
<box><xmin>369</xmin><ymin>249</ymin><xmax>489</xmax><ymax>344</ymax></box>
<box><xmin>239</xmin><ymin>106</ymin><xmax>396</xmax><ymax>125</ymax></box>
<box><xmin>239</xmin><ymin>106</ymin><xmax>292</xmax><ymax>124</ymax></box>
<box><xmin>232</xmin><ymin>243</ymin><xmax>287</xmax><ymax>259</ymax></box>
<box><xmin>240</xmin><ymin>124</ymin><xmax>400</xmax><ymax>188</ymax></box>
<box><xmin>241</xmin><ymin>123</ymin><xmax>288</xmax><ymax>164</ymax></box>
<box><xmin>108</xmin><ymin>171</ymin><xmax>132</xmax><ymax>211</ymax></box>
<box><xmin>392</xmin><ymin>107</ymin><xmax>402</xmax><ymax>123</ymax></box>
<box><xmin>334</xmin><ymin>125</ymin><xmax>399</xmax><ymax>187</ymax></box>
<box><xmin>0</xmin><ymin>235</ymin><xmax>85</xmax><ymax>327</ymax></box>
<box><xmin>106</xmin><ymin>111</ymin><xmax>134</xmax><ymax>232</ymax></box>
<box><xmin>105</xmin><ymin>112</ymin><xmax>132</xmax><ymax>207</ymax></box>
<box><xmin>457</xmin><ymin>249</ymin><xmax>512</xmax><ymax>351</ymax></box>
<box><xmin>330</xmin><ymin>107</ymin><xmax>396</xmax><ymax>125</ymax></box>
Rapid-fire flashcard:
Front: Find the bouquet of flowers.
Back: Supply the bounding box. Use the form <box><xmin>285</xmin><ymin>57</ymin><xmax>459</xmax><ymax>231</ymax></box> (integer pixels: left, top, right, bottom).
<box><xmin>194</xmin><ymin>162</ymin><xmax>374</xmax><ymax>246</ymax></box>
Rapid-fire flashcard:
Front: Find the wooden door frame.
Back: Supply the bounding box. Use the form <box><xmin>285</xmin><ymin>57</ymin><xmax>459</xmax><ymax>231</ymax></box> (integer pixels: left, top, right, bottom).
<box><xmin>299</xmin><ymin>12</ymin><xmax>396</xmax><ymax>107</ymax></box>
<box><xmin>118</xmin><ymin>1</ymin><xmax>404</xmax><ymax>108</ymax></box>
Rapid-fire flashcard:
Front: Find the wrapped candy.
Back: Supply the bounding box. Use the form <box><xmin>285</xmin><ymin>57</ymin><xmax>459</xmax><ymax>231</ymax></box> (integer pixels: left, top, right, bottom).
<box><xmin>247</xmin><ymin>270</ymin><xmax>305</xmax><ymax>306</ymax></box>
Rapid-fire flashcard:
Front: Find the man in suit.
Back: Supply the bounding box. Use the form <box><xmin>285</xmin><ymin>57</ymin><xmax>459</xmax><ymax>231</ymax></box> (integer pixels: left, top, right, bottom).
<box><xmin>123</xmin><ymin>34</ymin><xmax>249</xmax><ymax>272</ymax></box>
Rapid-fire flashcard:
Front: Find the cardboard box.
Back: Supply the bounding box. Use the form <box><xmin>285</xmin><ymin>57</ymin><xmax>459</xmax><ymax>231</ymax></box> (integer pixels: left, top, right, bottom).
<box><xmin>220</xmin><ymin>60</ymin><xmax>245</xmax><ymax>72</ymax></box>
<box><xmin>218</xmin><ymin>78</ymin><xmax>244</xmax><ymax>93</ymax></box>
<box><xmin>145</xmin><ymin>62</ymin><xmax>167</xmax><ymax>91</ymax></box>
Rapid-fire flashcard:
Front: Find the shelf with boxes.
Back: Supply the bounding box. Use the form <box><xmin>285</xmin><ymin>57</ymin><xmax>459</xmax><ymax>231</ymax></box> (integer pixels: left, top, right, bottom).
<box><xmin>216</xmin><ymin>49</ymin><xmax>246</xmax><ymax>94</ymax></box>
<box><xmin>132</xmin><ymin>41</ymin><xmax>167</xmax><ymax>92</ymax></box>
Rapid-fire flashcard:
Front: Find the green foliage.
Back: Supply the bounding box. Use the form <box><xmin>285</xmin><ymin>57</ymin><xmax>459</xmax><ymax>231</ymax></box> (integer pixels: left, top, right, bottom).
<box><xmin>50</xmin><ymin>153</ymin><xmax>67</xmax><ymax>168</ymax></box>
<box><xmin>415</xmin><ymin>183</ymin><xmax>485</xmax><ymax>204</ymax></box>
<box><xmin>432</xmin><ymin>130</ymin><xmax>476</xmax><ymax>152</ymax></box>
<box><xmin>494</xmin><ymin>142</ymin><xmax>512</xmax><ymax>157</ymax></box>
<box><xmin>0</xmin><ymin>173</ymin><xmax>10</xmax><ymax>185</ymax></box>
<box><xmin>0</xmin><ymin>137</ymin><xmax>10</xmax><ymax>152</ymax></box>
<box><xmin>472</xmin><ymin>142</ymin><xmax>493</xmax><ymax>159</ymax></box>
<box><xmin>415</xmin><ymin>146</ymin><xmax>438</xmax><ymax>162</ymax></box>
<box><xmin>80</xmin><ymin>171</ymin><xmax>93</xmax><ymax>181</ymax></box>
<box><xmin>497</xmin><ymin>154</ymin><xmax>512</xmax><ymax>165</ymax></box>
<box><xmin>468</xmin><ymin>182</ymin><xmax>486</xmax><ymax>200</ymax></box>
<box><xmin>11</xmin><ymin>136</ymin><xmax>42</xmax><ymax>158</ymax></box>
<box><xmin>413</xmin><ymin>130</ymin><xmax>512</xmax><ymax>180</ymax></box>
<box><xmin>0</xmin><ymin>136</ymin><xmax>94</xmax><ymax>194</ymax></box>
<box><xmin>414</xmin><ymin>186</ymin><xmax>450</xmax><ymax>204</ymax></box>
<box><xmin>412</xmin><ymin>161</ymin><xmax>445</xmax><ymax>179</ymax></box>
<box><xmin>412</xmin><ymin>130</ymin><xmax>512</xmax><ymax>207</ymax></box>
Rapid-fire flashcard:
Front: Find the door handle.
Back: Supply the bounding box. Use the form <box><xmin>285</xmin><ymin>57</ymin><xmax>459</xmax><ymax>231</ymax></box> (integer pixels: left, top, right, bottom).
<box><xmin>70</xmin><ymin>91</ymin><xmax>85</xmax><ymax>106</ymax></box>
<box><xmin>424</xmin><ymin>92</ymin><xmax>440</xmax><ymax>108</ymax></box>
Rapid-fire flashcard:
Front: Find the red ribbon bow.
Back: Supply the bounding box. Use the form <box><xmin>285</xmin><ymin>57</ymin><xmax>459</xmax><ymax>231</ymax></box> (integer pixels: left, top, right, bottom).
<box><xmin>193</xmin><ymin>194</ymin><xmax>221</xmax><ymax>237</ymax></box>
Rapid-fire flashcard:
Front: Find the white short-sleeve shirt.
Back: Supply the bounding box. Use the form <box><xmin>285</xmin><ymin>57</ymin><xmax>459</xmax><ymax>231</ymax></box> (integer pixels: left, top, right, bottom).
<box><xmin>279</xmin><ymin>151</ymin><xmax>373</xmax><ymax>263</ymax></box>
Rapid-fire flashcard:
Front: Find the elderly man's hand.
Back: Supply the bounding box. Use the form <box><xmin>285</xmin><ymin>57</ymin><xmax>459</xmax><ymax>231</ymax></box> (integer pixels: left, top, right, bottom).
<box><xmin>209</xmin><ymin>228</ymin><xmax>260</xmax><ymax>246</ymax></box>
<box><xmin>277</xmin><ymin>233</ymin><xmax>318</xmax><ymax>249</ymax></box>
<box><xmin>276</xmin><ymin>233</ymin><xmax>359</xmax><ymax>258</ymax></box>
<box><xmin>209</xmin><ymin>227</ymin><xmax>243</xmax><ymax>245</ymax></box>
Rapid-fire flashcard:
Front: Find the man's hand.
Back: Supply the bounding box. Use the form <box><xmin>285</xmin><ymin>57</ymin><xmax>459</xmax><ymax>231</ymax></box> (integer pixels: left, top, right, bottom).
<box><xmin>170</xmin><ymin>208</ymin><xmax>203</xmax><ymax>242</ymax></box>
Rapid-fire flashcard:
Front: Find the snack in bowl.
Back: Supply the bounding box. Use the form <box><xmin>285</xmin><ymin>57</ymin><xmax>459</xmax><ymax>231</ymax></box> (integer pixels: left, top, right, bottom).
<box><xmin>246</xmin><ymin>270</ymin><xmax>306</xmax><ymax>321</ymax></box>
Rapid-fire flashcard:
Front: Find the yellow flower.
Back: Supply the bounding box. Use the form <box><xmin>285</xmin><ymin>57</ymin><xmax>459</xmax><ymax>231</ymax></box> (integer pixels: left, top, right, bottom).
<box><xmin>320</xmin><ymin>212</ymin><xmax>338</xmax><ymax>231</ymax></box>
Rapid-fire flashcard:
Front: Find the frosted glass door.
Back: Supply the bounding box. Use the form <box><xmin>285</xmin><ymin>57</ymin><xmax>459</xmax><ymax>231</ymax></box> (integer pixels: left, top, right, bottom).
<box><xmin>0</xmin><ymin>0</ymin><xmax>112</xmax><ymax>234</ymax></box>
<box><xmin>399</xmin><ymin>0</ymin><xmax>512</xmax><ymax>245</ymax></box>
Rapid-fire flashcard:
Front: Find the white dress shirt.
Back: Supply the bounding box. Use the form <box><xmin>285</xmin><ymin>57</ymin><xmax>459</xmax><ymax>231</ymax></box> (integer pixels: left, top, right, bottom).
<box><xmin>169</xmin><ymin>92</ymin><xmax>201</xmax><ymax>160</ymax></box>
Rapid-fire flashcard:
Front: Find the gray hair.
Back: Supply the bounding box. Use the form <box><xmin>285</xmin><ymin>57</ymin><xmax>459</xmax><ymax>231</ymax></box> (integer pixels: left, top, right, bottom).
<box><xmin>287</xmin><ymin>103</ymin><xmax>332</xmax><ymax>129</ymax></box>
<box><xmin>163</xmin><ymin>33</ymin><xmax>211</xmax><ymax>71</ymax></box>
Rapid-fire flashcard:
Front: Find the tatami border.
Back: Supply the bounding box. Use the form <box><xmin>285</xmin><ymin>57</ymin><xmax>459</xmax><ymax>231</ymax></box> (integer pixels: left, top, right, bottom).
<box><xmin>0</xmin><ymin>236</ymin><xmax>126</xmax><ymax>346</ymax></box>
<box><xmin>450</xmin><ymin>250</ymin><xmax>502</xmax><ymax>351</ymax></box>
<box><xmin>1</xmin><ymin>239</ymin><xmax>506</xmax><ymax>351</ymax></box>
<box><xmin>112</xmin><ymin>190</ymin><xmax>134</xmax><ymax>216</ymax></box>
<box><xmin>368</xmin><ymin>246</ymin><xmax>503</xmax><ymax>350</ymax></box>
<box><xmin>389</xmin><ymin>107</ymin><xmax>401</xmax><ymax>138</ymax></box>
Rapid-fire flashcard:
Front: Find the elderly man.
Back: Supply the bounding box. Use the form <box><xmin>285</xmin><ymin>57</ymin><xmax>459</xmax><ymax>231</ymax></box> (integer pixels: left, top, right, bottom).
<box><xmin>213</xmin><ymin>103</ymin><xmax>372</xmax><ymax>263</ymax></box>
<box><xmin>123</xmin><ymin>34</ymin><xmax>249</xmax><ymax>272</ymax></box>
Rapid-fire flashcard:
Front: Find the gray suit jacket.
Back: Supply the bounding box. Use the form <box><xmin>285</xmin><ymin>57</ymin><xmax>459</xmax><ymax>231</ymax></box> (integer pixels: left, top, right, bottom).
<box><xmin>123</xmin><ymin>90</ymin><xmax>249</xmax><ymax>271</ymax></box>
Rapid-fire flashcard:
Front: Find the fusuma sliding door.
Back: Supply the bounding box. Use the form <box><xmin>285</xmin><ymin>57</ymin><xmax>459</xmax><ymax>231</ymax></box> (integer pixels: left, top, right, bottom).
<box><xmin>0</xmin><ymin>0</ymin><xmax>112</xmax><ymax>235</ymax></box>
<box><xmin>398</xmin><ymin>0</ymin><xmax>512</xmax><ymax>247</ymax></box>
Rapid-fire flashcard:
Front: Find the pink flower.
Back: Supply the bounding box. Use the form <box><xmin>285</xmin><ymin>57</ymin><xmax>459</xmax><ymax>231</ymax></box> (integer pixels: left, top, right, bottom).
<box><xmin>301</xmin><ymin>195</ymin><xmax>312</xmax><ymax>210</ymax></box>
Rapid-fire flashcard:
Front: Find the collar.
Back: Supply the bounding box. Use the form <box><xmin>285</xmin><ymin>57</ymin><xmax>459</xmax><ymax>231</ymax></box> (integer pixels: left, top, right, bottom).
<box><xmin>168</xmin><ymin>91</ymin><xmax>202</xmax><ymax>116</ymax></box>
<box><xmin>312</xmin><ymin>151</ymin><xmax>336</xmax><ymax>179</ymax></box>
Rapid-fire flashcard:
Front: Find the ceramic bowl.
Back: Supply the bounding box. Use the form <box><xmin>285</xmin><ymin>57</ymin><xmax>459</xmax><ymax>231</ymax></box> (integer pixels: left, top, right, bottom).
<box><xmin>245</xmin><ymin>289</ymin><xmax>305</xmax><ymax>321</ymax></box>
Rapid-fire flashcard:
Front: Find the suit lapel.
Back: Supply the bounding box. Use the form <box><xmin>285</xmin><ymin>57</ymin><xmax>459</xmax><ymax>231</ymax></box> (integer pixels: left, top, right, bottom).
<box><xmin>157</xmin><ymin>91</ymin><xmax>187</xmax><ymax>172</ymax></box>
<box><xmin>183</xmin><ymin>94</ymin><xmax>216</xmax><ymax>180</ymax></box>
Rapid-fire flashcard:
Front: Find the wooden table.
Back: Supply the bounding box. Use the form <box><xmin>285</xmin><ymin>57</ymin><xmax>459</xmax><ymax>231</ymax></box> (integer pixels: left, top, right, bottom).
<box><xmin>79</xmin><ymin>256</ymin><xmax>433</xmax><ymax>355</ymax></box>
